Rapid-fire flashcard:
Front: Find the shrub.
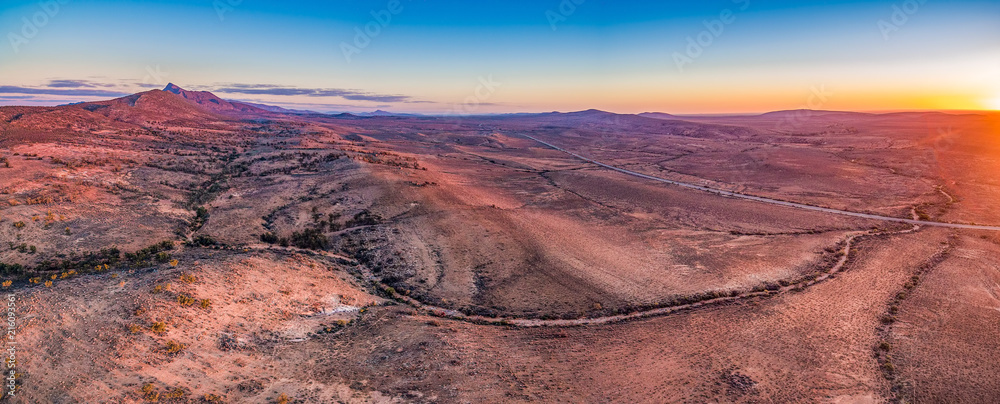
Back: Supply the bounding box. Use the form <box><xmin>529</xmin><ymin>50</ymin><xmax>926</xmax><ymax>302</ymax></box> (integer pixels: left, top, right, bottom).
<box><xmin>44</xmin><ymin>281</ymin><xmax>52</xmax><ymax>287</ymax></box>
<box><xmin>164</xmin><ymin>340</ymin><xmax>186</xmax><ymax>354</ymax></box>
<box><xmin>141</xmin><ymin>383</ymin><xmax>159</xmax><ymax>401</ymax></box>
<box><xmin>151</xmin><ymin>322</ymin><xmax>167</xmax><ymax>334</ymax></box>
<box><xmin>190</xmin><ymin>206</ymin><xmax>210</xmax><ymax>230</ymax></box>
<box><xmin>125</xmin><ymin>242</ymin><xmax>176</xmax><ymax>266</ymax></box>
<box><xmin>164</xmin><ymin>388</ymin><xmax>185</xmax><ymax>399</ymax></box>
<box><xmin>128</xmin><ymin>324</ymin><xmax>143</xmax><ymax>334</ymax></box>
<box><xmin>204</xmin><ymin>393</ymin><xmax>223</xmax><ymax>402</ymax></box>
<box><xmin>200</xmin><ymin>299</ymin><xmax>212</xmax><ymax>309</ymax></box>
<box><xmin>169</xmin><ymin>259</ymin><xmax>179</xmax><ymax>267</ymax></box>
<box><xmin>177</xmin><ymin>295</ymin><xmax>196</xmax><ymax>306</ymax></box>
<box><xmin>290</xmin><ymin>228</ymin><xmax>327</xmax><ymax>250</ymax></box>
<box><xmin>0</xmin><ymin>263</ymin><xmax>24</xmax><ymax>275</ymax></box>
<box><xmin>275</xmin><ymin>393</ymin><xmax>290</xmax><ymax>404</ymax></box>
<box><xmin>155</xmin><ymin>252</ymin><xmax>171</xmax><ymax>263</ymax></box>
<box><xmin>12</xmin><ymin>222</ymin><xmax>24</xmax><ymax>229</ymax></box>
<box><xmin>192</xmin><ymin>235</ymin><xmax>216</xmax><ymax>247</ymax></box>
<box><xmin>180</xmin><ymin>273</ymin><xmax>197</xmax><ymax>284</ymax></box>
<box><xmin>259</xmin><ymin>232</ymin><xmax>279</xmax><ymax>244</ymax></box>
<box><xmin>1</xmin><ymin>281</ymin><xmax>10</xmax><ymax>288</ymax></box>
<box><xmin>345</xmin><ymin>210</ymin><xmax>381</xmax><ymax>227</ymax></box>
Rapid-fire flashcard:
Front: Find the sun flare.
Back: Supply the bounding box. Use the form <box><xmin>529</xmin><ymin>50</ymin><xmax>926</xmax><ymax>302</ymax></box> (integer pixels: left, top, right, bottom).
<box><xmin>989</xmin><ymin>95</ymin><xmax>1000</xmax><ymax>110</ymax></box>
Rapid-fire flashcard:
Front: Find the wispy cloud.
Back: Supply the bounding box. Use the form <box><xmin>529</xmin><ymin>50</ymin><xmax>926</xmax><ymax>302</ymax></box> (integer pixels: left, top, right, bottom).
<box><xmin>212</xmin><ymin>84</ymin><xmax>428</xmax><ymax>103</ymax></box>
<box><xmin>0</xmin><ymin>80</ymin><xmax>437</xmax><ymax>109</ymax></box>
<box><xmin>45</xmin><ymin>79</ymin><xmax>118</xmax><ymax>88</ymax></box>
<box><xmin>340</xmin><ymin>94</ymin><xmax>412</xmax><ymax>103</ymax></box>
<box><xmin>0</xmin><ymin>86</ymin><xmax>129</xmax><ymax>98</ymax></box>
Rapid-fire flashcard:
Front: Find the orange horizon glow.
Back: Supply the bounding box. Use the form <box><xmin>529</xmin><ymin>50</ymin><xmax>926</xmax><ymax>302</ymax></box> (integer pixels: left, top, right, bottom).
<box><xmin>987</xmin><ymin>95</ymin><xmax>1000</xmax><ymax>111</ymax></box>
<box><xmin>1</xmin><ymin>0</ymin><xmax>997</xmax><ymax>115</ymax></box>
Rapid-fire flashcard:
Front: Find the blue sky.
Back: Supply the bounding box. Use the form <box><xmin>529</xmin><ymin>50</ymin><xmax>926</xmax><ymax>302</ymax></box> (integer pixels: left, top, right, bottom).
<box><xmin>1</xmin><ymin>0</ymin><xmax>998</xmax><ymax>113</ymax></box>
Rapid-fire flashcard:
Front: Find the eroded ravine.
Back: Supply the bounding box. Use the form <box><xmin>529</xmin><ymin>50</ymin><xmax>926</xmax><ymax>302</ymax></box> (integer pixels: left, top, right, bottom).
<box><xmin>252</xmin><ymin>223</ymin><xmax>922</xmax><ymax>328</ymax></box>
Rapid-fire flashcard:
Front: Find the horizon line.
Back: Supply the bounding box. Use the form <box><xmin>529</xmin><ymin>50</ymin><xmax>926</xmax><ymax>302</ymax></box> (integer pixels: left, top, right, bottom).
<box><xmin>1</xmin><ymin>96</ymin><xmax>995</xmax><ymax>118</ymax></box>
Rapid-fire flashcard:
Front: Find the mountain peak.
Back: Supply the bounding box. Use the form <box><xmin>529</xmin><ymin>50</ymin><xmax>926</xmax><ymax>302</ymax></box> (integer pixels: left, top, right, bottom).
<box><xmin>155</xmin><ymin>84</ymin><xmax>271</xmax><ymax>115</ymax></box>
<box><xmin>163</xmin><ymin>83</ymin><xmax>183</xmax><ymax>94</ymax></box>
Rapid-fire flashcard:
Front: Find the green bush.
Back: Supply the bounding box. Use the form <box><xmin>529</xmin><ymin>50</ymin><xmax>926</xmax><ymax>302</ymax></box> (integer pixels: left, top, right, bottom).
<box><xmin>259</xmin><ymin>232</ymin><xmax>279</xmax><ymax>244</ymax></box>
<box><xmin>290</xmin><ymin>228</ymin><xmax>327</xmax><ymax>250</ymax></box>
<box><xmin>192</xmin><ymin>235</ymin><xmax>217</xmax><ymax>246</ymax></box>
<box><xmin>155</xmin><ymin>252</ymin><xmax>171</xmax><ymax>263</ymax></box>
<box><xmin>345</xmin><ymin>210</ymin><xmax>381</xmax><ymax>227</ymax></box>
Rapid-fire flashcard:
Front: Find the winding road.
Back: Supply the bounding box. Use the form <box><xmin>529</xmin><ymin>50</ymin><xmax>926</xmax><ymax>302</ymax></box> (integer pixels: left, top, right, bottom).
<box><xmin>521</xmin><ymin>134</ymin><xmax>1000</xmax><ymax>232</ymax></box>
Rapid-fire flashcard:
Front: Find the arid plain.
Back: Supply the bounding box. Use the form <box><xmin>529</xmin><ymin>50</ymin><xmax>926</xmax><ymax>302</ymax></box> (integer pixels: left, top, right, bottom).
<box><xmin>1</xmin><ymin>86</ymin><xmax>998</xmax><ymax>403</ymax></box>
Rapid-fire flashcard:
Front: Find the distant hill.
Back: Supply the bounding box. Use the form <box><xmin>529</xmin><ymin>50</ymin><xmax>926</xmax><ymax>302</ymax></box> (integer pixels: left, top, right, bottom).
<box><xmin>637</xmin><ymin>112</ymin><xmax>680</xmax><ymax>120</ymax></box>
<box><xmin>233</xmin><ymin>101</ymin><xmax>318</xmax><ymax>115</ymax></box>
<box><xmin>356</xmin><ymin>110</ymin><xmax>421</xmax><ymax>117</ymax></box>
<box><xmin>162</xmin><ymin>83</ymin><xmax>273</xmax><ymax>115</ymax></box>
<box><xmin>0</xmin><ymin>89</ymin><xmax>224</xmax><ymax>131</ymax></box>
<box><xmin>756</xmin><ymin>109</ymin><xmax>876</xmax><ymax>120</ymax></box>
<box><xmin>0</xmin><ymin>84</ymin><xmax>291</xmax><ymax>133</ymax></box>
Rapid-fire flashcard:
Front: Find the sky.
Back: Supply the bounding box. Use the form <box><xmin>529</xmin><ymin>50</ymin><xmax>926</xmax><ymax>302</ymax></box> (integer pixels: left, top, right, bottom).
<box><xmin>0</xmin><ymin>0</ymin><xmax>998</xmax><ymax>114</ymax></box>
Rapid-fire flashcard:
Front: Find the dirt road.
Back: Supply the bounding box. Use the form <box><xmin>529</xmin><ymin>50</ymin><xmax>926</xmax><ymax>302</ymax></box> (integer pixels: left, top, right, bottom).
<box><xmin>522</xmin><ymin>134</ymin><xmax>1000</xmax><ymax>231</ymax></box>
